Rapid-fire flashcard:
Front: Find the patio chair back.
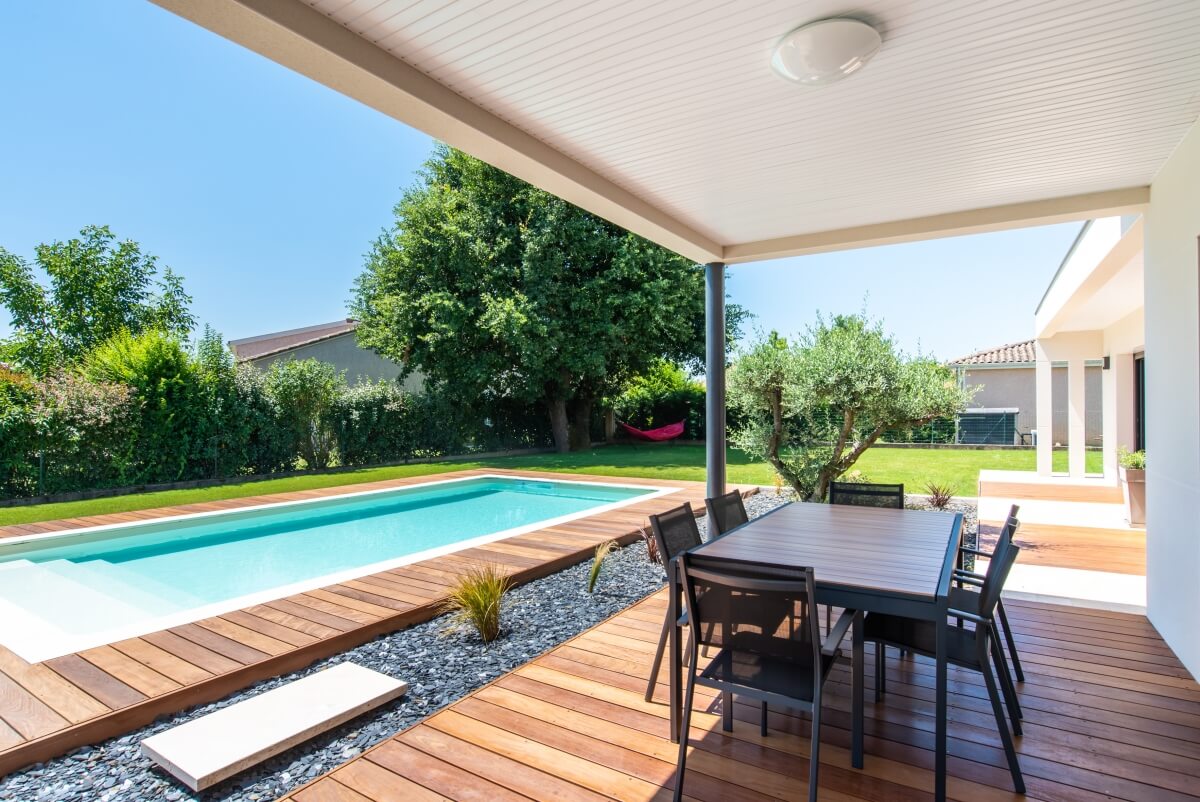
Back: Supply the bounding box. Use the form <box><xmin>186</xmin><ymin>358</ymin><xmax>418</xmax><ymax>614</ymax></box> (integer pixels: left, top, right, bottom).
<box><xmin>648</xmin><ymin>503</ymin><xmax>703</xmax><ymax>566</ymax></box>
<box><xmin>678</xmin><ymin>553</ymin><xmax>823</xmax><ymax>672</ymax></box>
<box><xmin>705</xmin><ymin>490</ymin><xmax>749</xmax><ymax>537</ymax></box>
<box><xmin>979</xmin><ymin>523</ymin><xmax>1021</xmax><ymax>617</ymax></box>
<box><xmin>828</xmin><ymin>481</ymin><xmax>904</xmax><ymax>508</ymax></box>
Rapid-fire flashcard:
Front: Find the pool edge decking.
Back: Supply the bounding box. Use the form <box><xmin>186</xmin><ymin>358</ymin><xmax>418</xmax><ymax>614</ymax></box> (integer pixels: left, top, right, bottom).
<box><xmin>0</xmin><ymin>469</ymin><xmax>753</xmax><ymax>777</ymax></box>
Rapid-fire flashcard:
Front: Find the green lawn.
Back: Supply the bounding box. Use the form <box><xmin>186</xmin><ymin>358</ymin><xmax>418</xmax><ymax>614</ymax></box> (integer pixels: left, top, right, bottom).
<box><xmin>0</xmin><ymin>444</ymin><xmax>1106</xmax><ymax>526</ymax></box>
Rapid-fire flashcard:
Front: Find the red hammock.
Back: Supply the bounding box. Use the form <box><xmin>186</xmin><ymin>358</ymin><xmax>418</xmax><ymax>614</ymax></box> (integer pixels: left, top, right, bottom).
<box><xmin>618</xmin><ymin>420</ymin><xmax>686</xmax><ymax>442</ymax></box>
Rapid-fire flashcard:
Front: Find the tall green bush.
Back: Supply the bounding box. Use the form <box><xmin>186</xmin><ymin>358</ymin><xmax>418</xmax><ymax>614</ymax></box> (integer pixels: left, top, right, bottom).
<box><xmin>84</xmin><ymin>329</ymin><xmax>207</xmax><ymax>483</ymax></box>
<box><xmin>329</xmin><ymin>380</ymin><xmax>419</xmax><ymax>466</ymax></box>
<box><xmin>264</xmin><ymin>359</ymin><xmax>345</xmax><ymax>470</ymax></box>
<box><xmin>34</xmin><ymin>373</ymin><xmax>140</xmax><ymax>492</ymax></box>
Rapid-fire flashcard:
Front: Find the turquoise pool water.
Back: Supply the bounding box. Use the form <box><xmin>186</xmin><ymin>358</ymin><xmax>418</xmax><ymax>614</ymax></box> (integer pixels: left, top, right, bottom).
<box><xmin>0</xmin><ymin>476</ymin><xmax>655</xmax><ymax>661</ymax></box>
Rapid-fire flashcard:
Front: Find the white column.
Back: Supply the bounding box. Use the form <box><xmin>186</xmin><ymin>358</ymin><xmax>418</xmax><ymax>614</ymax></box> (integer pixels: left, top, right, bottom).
<box><xmin>1035</xmin><ymin>349</ymin><xmax>1054</xmax><ymax>475</ymax></box>
<box><xmin>1103</xmin><ymin>354</ymin><xmax>1136</xmax><ymax>480</ymax></box>
<box><xmin>1067</xmin><ymin>359</ymin><xmax>1087</xmax><ymax>476</ymax></box>
<box><xmin>1102</xmin><ymin>358</ymin><xmax>1119</xmax><ymax>480</ymax></box>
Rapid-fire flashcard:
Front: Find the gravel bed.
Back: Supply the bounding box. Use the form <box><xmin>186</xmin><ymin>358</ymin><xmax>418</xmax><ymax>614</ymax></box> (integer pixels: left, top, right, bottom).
<box><xmin>0</xmin><ymin>492</ymin><xmax>788</xmax><ymax>802</ymax></box>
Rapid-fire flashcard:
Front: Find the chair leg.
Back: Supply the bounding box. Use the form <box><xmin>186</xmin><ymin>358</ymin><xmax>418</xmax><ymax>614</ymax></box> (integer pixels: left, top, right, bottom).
<box><xmin>674</xmin><ymin>670</ymin><xmax>699</xmax><ymax>802</ymax></box>
<box><xmin>761</xmin><ymin>701</ymin><xmax>769</xmax><ymax>737</ymax></box>
<box><xmin>877</xmin><ymin>643</ymin><xmax>886</xmax><ymax>701</ymax></box>
<box><xmin>996</xmin><ymin>599</ymin><xmax>1025</xmax><ymax>682</ymax></box>
<box><xmin>981</xmin><ymin>651</ymin><xmax>1026</xmax><ymax>794</ymax></box>
<box><xmin>645</xmin><ymin>609</ymin><xmax>672</xmax><ymax>702</ymax></box>
<box><xmin>722</xmin><ymin>690</ymin><xmax>734</xmax><ymax>731</ymax></box>
<box><xmin>808</xmin><ymin>691</ymin><xmax>822</xmax><ymax>802</ymax></box>
<box><xmin>990</xmin><ymin>631</ymin><xmax>1023</xmax><ymax>734</ymax></box>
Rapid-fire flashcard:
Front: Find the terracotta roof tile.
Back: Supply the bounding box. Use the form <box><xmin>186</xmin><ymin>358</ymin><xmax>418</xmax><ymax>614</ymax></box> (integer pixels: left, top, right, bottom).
<box><xmin>950</xmin><ymin>339</ymin><xmax>1036</xmax><ymax>366</ymax></box>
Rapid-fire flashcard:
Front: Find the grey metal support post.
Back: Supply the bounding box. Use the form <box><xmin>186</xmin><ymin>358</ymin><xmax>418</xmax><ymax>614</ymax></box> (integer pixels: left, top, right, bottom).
<box><xmin>705</xmin><ymin>262</ymin><xmax>727</xmax><ymax>500</ymax></box>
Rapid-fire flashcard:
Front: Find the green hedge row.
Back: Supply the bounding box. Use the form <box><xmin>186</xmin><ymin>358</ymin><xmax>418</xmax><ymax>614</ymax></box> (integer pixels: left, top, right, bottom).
<box><xmin>0</xmin><ymin>331</ymin><xmax>551</xmax><ymax>500</ymax></box>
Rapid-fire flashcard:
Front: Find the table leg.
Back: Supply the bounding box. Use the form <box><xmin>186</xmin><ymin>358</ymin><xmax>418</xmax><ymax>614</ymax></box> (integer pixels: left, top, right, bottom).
<box><xmin>935</xmin><ymin>613</ymin><xmax>948</xmax><ymax>802</ymax></box>
<box><xmin>852</xmin><ymin>610</ymin><xmax>864</xmax><ymax>768</ymax></box>
<box><xmin>668</xmin><ymin>560</ymin><xmax>681</xmax><ymax>744</ymax></box>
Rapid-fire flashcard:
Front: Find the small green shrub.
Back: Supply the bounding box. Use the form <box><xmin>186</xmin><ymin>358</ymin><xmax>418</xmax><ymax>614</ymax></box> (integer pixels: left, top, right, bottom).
<box><xmin>442</xmin><ymin>564</ymin><xmax>511</xmax><ymax>642</ymax></box>
<box><xmin>588</xmin><ymin>540</ymin><xmax>618</xmax><ymax>593</ymax></box>
<box><xmin>924</xmin><ymin>481</ymin><xmax>954</xmax><ymax>510</ymax></box>
<box><xmin>1118</xmin><ymin>448</ymin><xmax>1146</xmax><ymax>470</ymax></box>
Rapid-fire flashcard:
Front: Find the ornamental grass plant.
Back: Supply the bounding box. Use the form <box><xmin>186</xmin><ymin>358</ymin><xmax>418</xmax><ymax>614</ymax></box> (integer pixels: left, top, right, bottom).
<box><xmin>442</xmin><ymin>563</ymin><xmax>511</xmax><ymax>643</ymax></box>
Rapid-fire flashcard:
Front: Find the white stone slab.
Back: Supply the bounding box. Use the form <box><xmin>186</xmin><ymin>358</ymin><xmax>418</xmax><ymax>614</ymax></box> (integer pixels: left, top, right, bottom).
<box><xmin>141</xmin><ymin>662</ymin><xmax>407</xmax><ymax>791</ymax></box>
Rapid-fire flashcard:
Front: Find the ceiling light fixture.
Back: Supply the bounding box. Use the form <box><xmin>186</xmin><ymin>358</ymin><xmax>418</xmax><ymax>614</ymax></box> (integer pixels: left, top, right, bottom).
<box><xmin>771</xmin><ymin>18</ymin><xmax>882</xmax><ymax>85</ymax></box>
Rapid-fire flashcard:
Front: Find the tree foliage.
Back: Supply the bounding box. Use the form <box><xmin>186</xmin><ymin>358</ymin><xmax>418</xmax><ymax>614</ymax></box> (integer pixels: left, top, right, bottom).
<box><xmin>729</xmin><ymin>315</ymin><xmax>973</xmax><ymax>501</ymax></box>
<box><xmin>352</xmin><ymin>145</ymin><xmax>743</xmax><ymax>452</ymax></box>
<box><xmin>263</xmin><ymin>358</ymin><xmax>345</xmax><ymax>470</ymax></box>
<box><xmin>0</xmin><ymin>225</ymin><xmax>194</xmax><ymax>376</ymax></box>
<box><xmin>84</xmin><ymin>329</ymin><xmax>207</xmax><ymax>483</ymax></box>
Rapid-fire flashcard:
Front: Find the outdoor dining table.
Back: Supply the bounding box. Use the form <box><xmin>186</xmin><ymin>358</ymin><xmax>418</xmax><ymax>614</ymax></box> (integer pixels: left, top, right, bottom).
<box><xmin>666</xmin><ymin>500</ymin><xmax>964</xmax><ymax>802</ymax></box>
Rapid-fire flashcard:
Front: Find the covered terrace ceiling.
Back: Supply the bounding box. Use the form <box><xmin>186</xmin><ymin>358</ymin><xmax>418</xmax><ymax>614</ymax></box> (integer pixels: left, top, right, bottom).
<box><xmin>153</xmin><ymin>0</ymin><xmax>1200</xmax><ymax>263</ymax></box>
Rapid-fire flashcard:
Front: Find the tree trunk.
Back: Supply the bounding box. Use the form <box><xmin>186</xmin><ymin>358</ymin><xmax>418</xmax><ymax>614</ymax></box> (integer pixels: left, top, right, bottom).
<box><xmin>548</xmin><ymin>398</ymin><xmax>570</xmax><ymax>453</ymax></box>
<box><xmin>568</xmin><ymin>397</ymin><xmax>593</xmax><ymax>451</ymax></box>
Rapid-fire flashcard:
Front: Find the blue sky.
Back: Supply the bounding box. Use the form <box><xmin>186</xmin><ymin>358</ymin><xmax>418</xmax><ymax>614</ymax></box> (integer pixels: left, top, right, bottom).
<box><xmin>0</xmin><ymin>1</ymin><xmax>1082</xmax><ymax>362</ymax></box>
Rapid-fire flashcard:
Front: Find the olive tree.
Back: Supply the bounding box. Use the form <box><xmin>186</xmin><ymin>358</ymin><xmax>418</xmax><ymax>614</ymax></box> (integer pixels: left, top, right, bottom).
<box><xmin>729</xmin><ymin>315</ymin><xmax>973</xmax><ymax>501</ymax></box>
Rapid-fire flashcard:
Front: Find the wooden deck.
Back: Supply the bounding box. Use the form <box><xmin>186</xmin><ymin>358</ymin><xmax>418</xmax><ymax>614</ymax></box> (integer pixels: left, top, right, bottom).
<box><xmin>0</xmin><ymin>469</ymin><xmax>747</xmax><ymax>777</ymax></box>
<box><xmin>978</xmin><ymin>520</ymin><xmax>1146</xmax><ymax>575</ymax></box>
<box><xmin>284</xmin><ymin>592</ymin><xmax>1200</xmax><ymax>802</ymax></box>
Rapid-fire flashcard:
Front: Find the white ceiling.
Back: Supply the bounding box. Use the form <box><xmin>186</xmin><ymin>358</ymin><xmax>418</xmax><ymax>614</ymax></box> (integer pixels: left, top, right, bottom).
<box><xmin>155</xmin><ymin>0</ymin><xmax>1200</xmax><ymax>262</ymax></box>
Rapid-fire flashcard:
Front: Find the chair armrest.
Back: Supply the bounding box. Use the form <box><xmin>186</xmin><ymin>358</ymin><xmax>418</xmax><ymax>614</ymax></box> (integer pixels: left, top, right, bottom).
<box><xmin>822</xmin><ymin>609</ymin><xmax>856</xmax><ymax>656</ymax></box>
<box><xmin>947</xmin><ymin>608</ymin><xmax>988</xmax><ymax>626</ymax></box>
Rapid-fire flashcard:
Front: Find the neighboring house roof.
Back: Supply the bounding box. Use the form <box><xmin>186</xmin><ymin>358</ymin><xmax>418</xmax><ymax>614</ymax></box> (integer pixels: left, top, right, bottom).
<box><xmin>950</xmin><ymin>339</ymin><xmax>1036</xmax><ymax>366</ymax></box>
<box><xmin>228</xmin><ymin>320</ymin><xmax>358</xmax><ymax>362</ymax></box>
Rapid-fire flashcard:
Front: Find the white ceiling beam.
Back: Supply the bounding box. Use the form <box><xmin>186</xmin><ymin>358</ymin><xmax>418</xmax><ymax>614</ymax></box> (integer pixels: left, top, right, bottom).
<box><xmin>722</xmin><ymin>187</ymin><xmax>1150</xmax><ymax>264</ymax></box>
<box><xmin>150</xmin><ymin>0</ymin><xmax>724</xmax><ymax>263</ymax></box>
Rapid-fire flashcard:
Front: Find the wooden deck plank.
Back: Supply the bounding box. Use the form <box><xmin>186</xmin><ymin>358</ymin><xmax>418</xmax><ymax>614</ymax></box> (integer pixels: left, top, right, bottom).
<box><xmin>0</xmin><ymin>672</ymin><xmax>70</xmax><ymax>740</ymax></box>
<box><xmin>0</xmin><ymin>470</ymin><xmax>726</xmax><ymax>776</ymax></box>
<box><xmin>0</xmin><ymin>648</ymin><xmax>109</xmax><ymax>724</ymax></box>
<box><xmin>43</xmin><ymin>654</ymin><xmax>146</xmax><ymax>710</ymax></box>
<box><xmin>109</xmin><ymin>639</ymin><xmax>213</xmax><ymax>686</ymax></box>
<box><xmin>76</xmin><ymin>646</ymin><xmax>181</xmax><ymax>698</ymax></box>
<box><xmin>302</xmin><ymin>591</ymin><xmax>1200</xmax><ymax>802</ymax></box>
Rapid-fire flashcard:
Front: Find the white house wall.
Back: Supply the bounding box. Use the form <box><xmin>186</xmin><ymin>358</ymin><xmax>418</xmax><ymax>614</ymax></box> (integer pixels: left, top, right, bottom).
<box><xmin>1145</xmin><ymin>117</ymin><xmax>1200</xmax><ymax>679</ymax></box>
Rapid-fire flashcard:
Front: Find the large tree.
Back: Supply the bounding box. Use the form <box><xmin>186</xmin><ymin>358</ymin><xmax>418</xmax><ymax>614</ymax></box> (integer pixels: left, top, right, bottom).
<box><xmin>729</xmin><ymin>315</ymin><xmax>973</xmax><ymax>501</ymax></box>
<box><xmin>353</xmin><ymin>146</ymin><xmax>742</xmax><ymax>452</ymax></box>
<box><xmin>0</xmin><ymin>225</ymin><xmax>194</xmax><ymax>376</ymax></box>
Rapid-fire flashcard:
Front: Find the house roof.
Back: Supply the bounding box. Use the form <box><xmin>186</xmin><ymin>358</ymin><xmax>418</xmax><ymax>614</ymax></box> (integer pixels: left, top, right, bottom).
<box><xmin>228</xmin><ymin>320</ymin><xmax>357</xmax><ymax>362</ymax></box>
<box><xmin>152</xmin><ymin>0</ymin><xmax>1200</xmax><ymax>263</ymax></box>
<box><xmin>950</xmin><ymin>340</ymin><xmax>1036</xmax><ymax>366</ymax></box>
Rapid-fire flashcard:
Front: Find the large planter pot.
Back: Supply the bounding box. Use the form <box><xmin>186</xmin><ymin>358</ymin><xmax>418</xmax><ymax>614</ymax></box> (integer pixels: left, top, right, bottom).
<box><xmin>1120</xmin><ymin>466</ymin><xmax>1146</xmax><ymax>526</ymax></box>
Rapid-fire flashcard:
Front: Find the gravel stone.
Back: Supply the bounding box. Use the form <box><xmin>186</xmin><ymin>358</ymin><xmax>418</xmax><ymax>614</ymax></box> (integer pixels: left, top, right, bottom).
<box><xmin>0</xmin><ymin>493</ymin><xmax>787</xmax><ymax>802</ymax></box>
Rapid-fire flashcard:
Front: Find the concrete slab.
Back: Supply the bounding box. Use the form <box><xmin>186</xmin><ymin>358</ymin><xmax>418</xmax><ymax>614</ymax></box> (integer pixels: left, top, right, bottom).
<box><xmin>141</xmin><ymin>663</ymin><xmax>407</xmax><ymax>791</ymax></box>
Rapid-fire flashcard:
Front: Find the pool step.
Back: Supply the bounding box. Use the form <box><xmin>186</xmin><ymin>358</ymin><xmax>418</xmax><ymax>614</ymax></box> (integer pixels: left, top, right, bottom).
<box><xmin>64</xmin><ymin>557</ymin><xmax>206</xmax><ymax>607</ymax></box>
<box><xmin>141</xmin><ymin>662</ymin><xmax>408</xmax><ymax>791</ymax></box>
<box><xmin>0</xmin><ymin>559</ymin><xmax>150</xmax><ymax>634</ymax></box>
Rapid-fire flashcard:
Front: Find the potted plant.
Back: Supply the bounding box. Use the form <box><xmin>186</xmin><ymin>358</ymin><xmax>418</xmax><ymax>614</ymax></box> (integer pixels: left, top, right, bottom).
<box><xmin>1118</xmin><ymin>448</ymin><xmax>1146</xmax><ymax>526</ymax></box>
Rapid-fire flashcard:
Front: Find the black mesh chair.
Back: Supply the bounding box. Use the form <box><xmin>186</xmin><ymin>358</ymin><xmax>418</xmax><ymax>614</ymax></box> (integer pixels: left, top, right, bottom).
<box><xmin>643</xmin><ymin>504</ymin><xmax>704</xmax><ymax>702</ymax></box>
<box><xmin>954</xmin><ymin>505</ymin><xmax>1025</xmax><ymax>683</ymax></box>
<box><xmin>705</xmin><ymin>490</ymin><xmax>749</xmax><ymax>537</ymax></box>
<box><xmin>825</xmin><ymin>482</ymin><xmax>904</xmax><ymax>633</ymax></box>
<box><xmin>674</xmin><ymin>554</ymin><xmax>850</xmax><ymax>802</ymax></box>
<box><xmin>865</xmin><ymin>535</ymin><xmax>1026</xmax><ymax>793</ymax></box>
<box><xmin>828</xmin><ymin>481</ymin><xmax>904</xmax><ymax>508</ymax></box>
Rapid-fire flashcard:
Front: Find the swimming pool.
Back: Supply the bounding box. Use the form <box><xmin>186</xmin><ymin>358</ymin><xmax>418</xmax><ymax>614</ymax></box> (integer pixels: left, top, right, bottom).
<box><xmin>0</xmin><ymin>475</ymin><xmax>668</xmax><ymax>662</ymax></box>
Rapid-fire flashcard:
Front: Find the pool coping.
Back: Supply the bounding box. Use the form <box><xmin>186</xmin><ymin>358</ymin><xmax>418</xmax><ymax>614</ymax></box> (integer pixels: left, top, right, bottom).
<box><xmin>0</xmin><ymin>469</ymin><xmax>754</xmax><ymax>778</ymax></box>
